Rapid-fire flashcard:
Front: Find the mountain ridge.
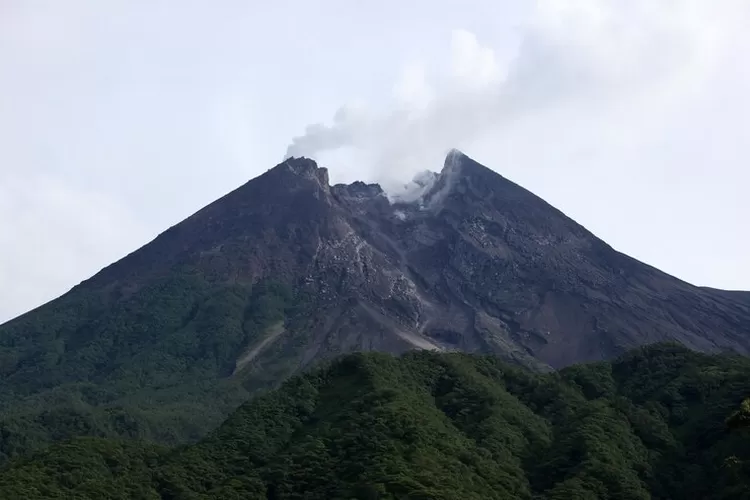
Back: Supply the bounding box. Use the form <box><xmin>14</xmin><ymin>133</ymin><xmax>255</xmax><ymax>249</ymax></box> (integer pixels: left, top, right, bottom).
<box><xmin>4</xmin><ymin>149</ymin><xmax>749</xmax><ymax>368</ymax></box>
<box><xmin>0</xmin><ymin>150</ymin><xmax>748</xmax><ymax>460</ymax></box>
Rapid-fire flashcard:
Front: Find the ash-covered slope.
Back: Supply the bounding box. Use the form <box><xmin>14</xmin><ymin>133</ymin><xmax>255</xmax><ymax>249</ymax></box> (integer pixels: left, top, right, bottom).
<box><xmin>324</xmin><ymin>150</ymin><xmax>750</xmax><ymax>368</ymax></box>
<box><xmin>78</xmin><ymin>149</ymin><xmax>749</xmax><ymax>369</ymax></box>
<box><xmin>0</xmin><ymin>150</ymin><xmax>748</xmax><ymax>458</ymax></box>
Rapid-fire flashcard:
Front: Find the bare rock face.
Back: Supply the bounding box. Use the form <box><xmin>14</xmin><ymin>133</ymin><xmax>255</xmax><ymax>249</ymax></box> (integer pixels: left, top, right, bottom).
<box><xmin>320</xmin><ymin>151</ymin><xmax>750</xmax><ymax>369</ymax></box>
<box><xmin>11</xmin><ymin>152</ymin><xmax>750</xmax><ymax>374</ymax></box>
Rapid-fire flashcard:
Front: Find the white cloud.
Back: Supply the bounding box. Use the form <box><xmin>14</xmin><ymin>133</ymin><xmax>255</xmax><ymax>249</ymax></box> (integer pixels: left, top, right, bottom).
<box><xmin>393</xmin><ymin>63</ymin><xmax>434</xmax><ymax>108</ymax></box>
<box><xmin>285</xmin><ymin>0</ymin><xmax>744</xmax><ymax>198</ymax></box>
<box><xmin>450</xmin><ymin>29</ymin><xmax>502</xmax><ymax>87</ymax></box>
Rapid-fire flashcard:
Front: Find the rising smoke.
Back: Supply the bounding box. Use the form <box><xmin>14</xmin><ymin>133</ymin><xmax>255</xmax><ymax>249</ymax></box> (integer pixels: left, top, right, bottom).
<box><xmin>285</xmin><ymin>1</ymin><xmax>733</xmax><ymax>200</ymax></box>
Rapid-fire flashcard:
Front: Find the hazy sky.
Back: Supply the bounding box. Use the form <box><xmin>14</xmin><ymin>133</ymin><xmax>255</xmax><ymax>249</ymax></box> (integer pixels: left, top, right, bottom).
<box><xmin>2</xmin><ymin>0</ymin><xmax>749</xmax><ymax>323</ymax></box>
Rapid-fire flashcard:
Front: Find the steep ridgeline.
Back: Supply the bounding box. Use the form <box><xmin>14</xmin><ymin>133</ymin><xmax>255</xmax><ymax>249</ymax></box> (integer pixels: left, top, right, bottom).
<box><xmin>0</xmin><ymin>151</ymin><xmax>748</xmax><ymax>459</ymax></box>
<box><xmin>1</xmin><ymin>345</ymin><xmax>750</xmax><ymax>499</ymax></box>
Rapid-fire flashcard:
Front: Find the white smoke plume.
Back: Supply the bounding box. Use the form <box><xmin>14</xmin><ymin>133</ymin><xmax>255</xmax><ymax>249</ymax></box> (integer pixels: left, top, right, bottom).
<box><xmin>285</xmin><ymin>0</ymin><xmax>740</xmax><ymax>199</ymax></box>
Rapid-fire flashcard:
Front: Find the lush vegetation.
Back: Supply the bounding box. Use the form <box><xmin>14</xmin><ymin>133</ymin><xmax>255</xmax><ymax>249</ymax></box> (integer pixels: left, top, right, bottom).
<box><xmin>0</xmin><ymin>270</ymin><xmax>312</xmax><ymax>461</ymax></box>
<box><xmin>0</xmin><ymin>343</ymin><xmax>749</xmax><ymax>499</ymax></box>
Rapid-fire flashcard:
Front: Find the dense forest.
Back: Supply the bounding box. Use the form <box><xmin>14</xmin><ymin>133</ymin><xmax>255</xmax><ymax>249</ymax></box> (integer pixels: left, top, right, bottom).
<box><xmin>0</xmin><ymin>275</ymin><xmax>314</xmax><ymax>461</ymax></box>
<box><xmin>0</xmin><ymin>343</ymin><xmax>748</xmax><ymax>499</ymax></box>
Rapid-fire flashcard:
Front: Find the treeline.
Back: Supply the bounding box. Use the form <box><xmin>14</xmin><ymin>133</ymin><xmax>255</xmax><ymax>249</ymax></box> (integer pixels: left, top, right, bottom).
<box><xmin>0</xmin><ymin>343</ymin><xmax>749</xmax><ymax>499</ymax></box>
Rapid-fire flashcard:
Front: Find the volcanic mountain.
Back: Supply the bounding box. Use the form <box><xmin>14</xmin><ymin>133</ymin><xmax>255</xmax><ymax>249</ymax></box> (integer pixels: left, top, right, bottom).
<box><xmin>0</xmin><ymin>150</ymin><xmax>748</xmax><ymax>457</ymax></box>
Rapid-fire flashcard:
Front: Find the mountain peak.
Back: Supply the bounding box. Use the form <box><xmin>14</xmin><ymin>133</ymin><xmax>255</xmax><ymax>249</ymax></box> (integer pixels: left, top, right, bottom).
<box><xmin>444</xmin><ymin>148</ymin><xmax>467</xmax><ymax>169</ymax></box>
<box><xmin>441</xmin><ymin>148</ymin><xmax>503</xmax><ymax>181</ymax></box>
<box><xmin>418</xmin><ymin>149</ymin><xmax>493</xmax><ymax>208</ymax></box>
<box><xmin>279</xmin><ymin>156</ymin><xmax>330</xmax><ymax>186</ymax></box>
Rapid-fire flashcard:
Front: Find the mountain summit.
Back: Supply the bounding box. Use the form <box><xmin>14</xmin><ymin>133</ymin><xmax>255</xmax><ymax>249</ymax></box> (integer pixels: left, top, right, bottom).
<box><xmin>0</xmin><ymin>151</ymin><xmax>748</xmax><ymax>457</ymax></box>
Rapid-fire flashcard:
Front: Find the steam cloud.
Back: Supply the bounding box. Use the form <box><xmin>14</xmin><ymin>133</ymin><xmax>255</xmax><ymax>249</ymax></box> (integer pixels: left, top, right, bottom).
<box><xmin>286</xmin><ymin>1</ymin><xmax>735</xmax><ymax>198</ymax></box>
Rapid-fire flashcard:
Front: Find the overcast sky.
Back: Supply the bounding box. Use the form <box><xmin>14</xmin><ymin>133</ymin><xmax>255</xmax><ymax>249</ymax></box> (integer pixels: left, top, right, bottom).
<box><xmin>2</xmin><ymin>0</ymin><xmax>749</xmax><ymax>323</ymax></box>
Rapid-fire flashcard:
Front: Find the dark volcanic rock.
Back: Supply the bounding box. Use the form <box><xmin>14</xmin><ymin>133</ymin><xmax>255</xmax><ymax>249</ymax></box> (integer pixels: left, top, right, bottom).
<box><xmin>4</xmin><ymin>151</ymin><xmax>750</xmax><ymax>374</ymax></box>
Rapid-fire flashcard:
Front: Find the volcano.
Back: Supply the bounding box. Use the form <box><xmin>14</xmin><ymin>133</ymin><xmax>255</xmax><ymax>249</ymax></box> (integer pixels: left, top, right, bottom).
<box><xmin>0</xmin><ymin>150</ymin><xmax>748</xmax><ymax>457</ymax></box>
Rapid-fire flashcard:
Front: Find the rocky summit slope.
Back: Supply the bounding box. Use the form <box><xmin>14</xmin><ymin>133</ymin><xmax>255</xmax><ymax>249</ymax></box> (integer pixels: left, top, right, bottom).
<box><xmin>0</xmin><ymin>150</ymin><xmax>748</xmax><ymax>457</ymax></box>
<box><xmin>51</xmin><ymin>150</ymin><xmax>750</xmax><ymax>368</ymax></box>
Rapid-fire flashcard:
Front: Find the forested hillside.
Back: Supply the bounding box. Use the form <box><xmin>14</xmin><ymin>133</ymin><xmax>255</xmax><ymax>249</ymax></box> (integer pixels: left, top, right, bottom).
<box><xmin>0</xmin><ymin>277</ymin><xmax>310</xmax><ymax>461</ymax></box>
<box><xmin>1</xmin><ymin>344</ymin><xmax>749</xmax><ymax>499</ymax></box>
